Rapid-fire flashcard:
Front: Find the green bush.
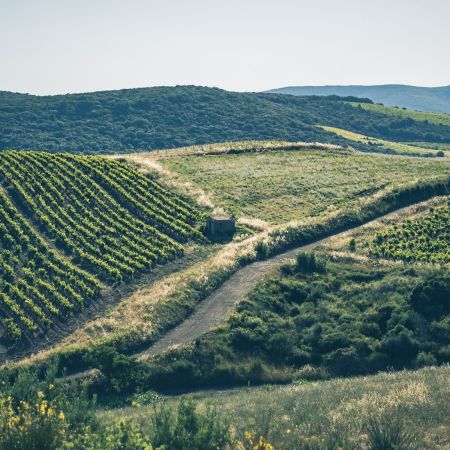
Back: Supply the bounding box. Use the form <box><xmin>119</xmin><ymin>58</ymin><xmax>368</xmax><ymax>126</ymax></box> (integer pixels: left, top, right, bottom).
<box><xmin>363</xmin><ymin>415</ymin><xmax>420</xmax><ymax>450</ymax></box>
<box><xmin>151</xmin><ymin>398</ymin><xmax>232</xmax><ymax>450</ymax></box>
<box><xmin>295</xmin><ymin>252</ymin><xmax>326</xmax><ymax>273</ymax></box>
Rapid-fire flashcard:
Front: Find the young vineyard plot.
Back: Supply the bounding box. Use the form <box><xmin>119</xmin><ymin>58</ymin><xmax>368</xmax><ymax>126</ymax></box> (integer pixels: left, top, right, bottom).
<box><xmin>370</xmin><ymin>201</ymin><xmax>450</xmax><ymax>263</ymax></box>
<box><xmin>0</xmin><ymin>151</ymin><xmax>201</xmax><ymax>345</ymax></box>
<box><xmin>0</xmin><ymin>189</ymin><xmax>100</xmax><ymax>344</ymax></box>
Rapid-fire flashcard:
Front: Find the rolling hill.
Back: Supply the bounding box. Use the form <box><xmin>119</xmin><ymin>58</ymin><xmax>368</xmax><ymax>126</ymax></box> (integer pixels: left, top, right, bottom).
<box><xmin>2</xmin><ymin>86</ymin><xmax>450</xmax><ymax>153</ymax></box>
<box><xmin>0</xmin><ymin>151</ymin><xmax>201</xmax><ymax>347</ymax></box>
<box><xmin>267</xmin><ymin>84</ymin><xmax>450</xmax><ymax>114</ymax></box>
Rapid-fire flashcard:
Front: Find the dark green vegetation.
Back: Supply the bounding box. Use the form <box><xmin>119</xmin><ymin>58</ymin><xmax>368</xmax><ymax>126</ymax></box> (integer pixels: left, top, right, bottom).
<box><xmin>268</xmin><ymin>84</ymin><xmax>450</xmax><ymax>114</ymax></box>
<box><xmin>0</xmin><ymin>151</ymin><xmax>201</xmax><ymax>346</ymax></box>
<box><xmin>2</xmin><ymin>86</ymin><xmax>450</xmax><ymax>153</ymax></box>
<box><xmin>0</xmin><ymin>367</ymin><xmax>233</xmax><ymax>450</ymax></box>
<box><xmin>351</xmin><ymin>102</ymin><xmax>450</xmax><ymax>128</ymax></box>
<box><xmin>370</xmin><ymin>200</ymin><xmax>450</xmax><ymax>263</ymax></box>
<box><xmin>125</xmin><ymin>256</ymin><xmax>450</xmax><ymax>392</ymax></box>
<box><xmin>0</xmin><ymin>188</ymin><xmax>100</xmax><ymax>344</ymax></box>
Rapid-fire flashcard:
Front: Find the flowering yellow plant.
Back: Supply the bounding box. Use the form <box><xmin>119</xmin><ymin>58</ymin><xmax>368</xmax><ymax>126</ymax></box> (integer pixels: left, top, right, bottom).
<box><xmin>0</xmin><ymin>391</ymin><xmax>67</xmax><ymax>450</ymax></box>
<box><xmin>237</xmin><ymin>431</ymin><xmax>275</xmax><ymax>450</ymax></box>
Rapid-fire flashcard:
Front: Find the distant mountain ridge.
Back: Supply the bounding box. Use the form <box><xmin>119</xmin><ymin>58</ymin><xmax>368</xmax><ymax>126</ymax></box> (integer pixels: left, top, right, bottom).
<box><xmin>267</xmin><ymin>85</ymin><xmax>450</xmax><ymax>114</ymax></box>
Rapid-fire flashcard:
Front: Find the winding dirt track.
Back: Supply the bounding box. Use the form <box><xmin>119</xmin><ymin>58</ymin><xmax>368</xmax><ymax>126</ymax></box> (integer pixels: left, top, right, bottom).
<box><xmin>55</xmin><ymin>201</ymin><xmax>433</xmax><ymax>381</ymax></box>
<box><xmin>138</xmin><ymin>203</ymin><xmax>421</xmax><ymax>359</ymax></box>
<box><xmin>137</xmin><ymin>236</ymin><xmax>330</xmax><ymax>359</ymax></box>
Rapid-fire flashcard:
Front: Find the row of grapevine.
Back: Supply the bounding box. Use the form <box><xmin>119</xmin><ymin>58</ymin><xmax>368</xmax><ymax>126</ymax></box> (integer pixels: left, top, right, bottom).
<box><xmin>0</xmin><ymin>188</ymin><xmax>100</xmax><ymax>344</ymax></box>
<box><xmin>370</xmin><ymin>201</ymin><xmax>450</xmax><ymax>263</ymax></box>
<box><xmin>69</xmin><ymin>155</ymin><xmax>203</xmax><ymax>242</ymax></box>
<box><xmin>0</xmin><ymin>151</ymin><xmax>201</xmax><ymax>283</ymax></box>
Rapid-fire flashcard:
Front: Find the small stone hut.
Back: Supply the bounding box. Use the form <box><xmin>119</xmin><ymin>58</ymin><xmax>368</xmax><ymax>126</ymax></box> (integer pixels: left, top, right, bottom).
<box><xmin>206</xmin><ymin>215</ymin><xmax>235</xmax><ymax>236</ymax></box>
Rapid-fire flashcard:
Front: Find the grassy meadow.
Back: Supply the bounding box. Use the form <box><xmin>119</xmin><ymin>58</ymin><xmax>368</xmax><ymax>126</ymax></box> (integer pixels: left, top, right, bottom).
<box><xmin>100</xmin><ymin>365</ymin><xmax>450</xmax><ymax>449</ymax></box>
<box><xmin>157</xmin><ymin>146</ymin><xmax>450</xmax><ymax>224</ymax></box>
<box><xmin>321</xmin><ymin>125</ymin><xmax>449</xmax><ymax>157</ymax></box>
<box><xmin>352</xmin><ymin>101</ymin><xmax>450</xmax><ymax>127</ymax></box>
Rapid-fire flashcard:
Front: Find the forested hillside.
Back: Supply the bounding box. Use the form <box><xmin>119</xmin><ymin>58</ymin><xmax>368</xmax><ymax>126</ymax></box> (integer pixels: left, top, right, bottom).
<box><xmin>2</xmin><ymin>86</ymin><xmax>450</xmax><ymax>153</ymax></box>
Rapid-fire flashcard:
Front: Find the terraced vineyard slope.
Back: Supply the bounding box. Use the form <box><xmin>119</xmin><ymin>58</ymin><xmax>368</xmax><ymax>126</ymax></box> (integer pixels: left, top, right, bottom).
<box><xmin>0</xmin><ymin>151</ymin><xmax>201</xmax><ymax>346</ymax></box>
<box><xmin>370</xmin><ymin>200</ymin><xmax>450</xmax><ymax>263</ymax></box>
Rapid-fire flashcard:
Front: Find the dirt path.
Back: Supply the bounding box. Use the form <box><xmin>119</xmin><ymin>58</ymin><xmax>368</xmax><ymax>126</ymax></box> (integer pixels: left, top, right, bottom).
<box><xmin>51</xmin><ymin>200</ymin><xmax>437</xmax><ymax>382</ymax></box>
<box><xmin>136</xmin><ymin>236</ymin><xmax>331</xmax><ymax>359</ymax></box>
<box><xmin>137</xmin><ymin>200</ymin><xmax>439</xmax><ymax>359</ymax></box>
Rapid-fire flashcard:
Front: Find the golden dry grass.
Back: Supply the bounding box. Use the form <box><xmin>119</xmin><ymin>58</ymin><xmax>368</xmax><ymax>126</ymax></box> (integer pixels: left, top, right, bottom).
<box><xmin>100</xmin><ymin>365</ymin><xmax>450</xmax><ymax>449</ymax></box>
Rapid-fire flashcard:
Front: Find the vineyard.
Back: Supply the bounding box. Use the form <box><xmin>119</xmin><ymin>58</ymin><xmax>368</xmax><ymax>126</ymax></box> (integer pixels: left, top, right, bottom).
<box><xmin>370</xmin><ymin>201</ymin><xmax>450</xmax><ymax>263</ymax></box>
<box><xmin>0</xmin><ymin>151</ymin><xmax>201</xmax><ymax>345</ymax></box>
<box><xmin>0</xmin><ymin>188</ymin><xmax>100</xmax><ymax>343</ymax></box>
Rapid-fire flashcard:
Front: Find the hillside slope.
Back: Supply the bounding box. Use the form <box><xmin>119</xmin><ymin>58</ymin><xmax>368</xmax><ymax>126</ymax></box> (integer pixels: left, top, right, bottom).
<box><xmin>2</xmin><ymin>86</ymin><xmax>450</xmax><ymax>153</ymax></box>
<box><xmin>268</xmin><ymin>84</ymin><xmax>450</xmax><ymax>114</ymax></box>
<box><xmin>0</xmin><ymin>151</ymin><xmax>201</xmax><ymax>348</ymax></box>
<box><xmin>267</xmin><ymin>84</ymin><xmax>450</xmax><ymax>113</ymax></box>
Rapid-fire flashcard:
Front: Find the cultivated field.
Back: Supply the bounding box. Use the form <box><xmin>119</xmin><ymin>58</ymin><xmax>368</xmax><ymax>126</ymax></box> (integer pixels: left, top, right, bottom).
<box><xmin>1</xmin><ymin>143</ymin><xmax>450</xmax><ymax>450</ymax></box>
<box><xmin>0</xmin><ymin>151</ymin><xmax>201</xmax><ymax>347</ymax></box>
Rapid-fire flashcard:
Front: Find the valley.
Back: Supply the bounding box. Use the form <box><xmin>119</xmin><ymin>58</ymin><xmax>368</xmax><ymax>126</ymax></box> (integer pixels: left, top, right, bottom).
<box><xmin>1</xmin><ymin>96</ymin><xmax>449</xmax><ymax>450</ymax></box>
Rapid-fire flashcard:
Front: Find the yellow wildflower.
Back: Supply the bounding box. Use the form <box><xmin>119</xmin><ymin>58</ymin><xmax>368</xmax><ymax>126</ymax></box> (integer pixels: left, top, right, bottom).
<box><xmin>40</xmin><ymin>400</ymin><xmax>48</xmax><ymax>416</ymax></box>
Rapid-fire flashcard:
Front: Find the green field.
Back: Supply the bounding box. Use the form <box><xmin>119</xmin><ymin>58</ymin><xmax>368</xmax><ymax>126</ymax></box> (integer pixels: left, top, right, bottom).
<box><xmin>321</xmin><ymin>125</ymin><xmax>449</xmax><ymax>157</ymax></box>
<box><xmin>159</xmin><ymin>147</ymin><xmax>450</xmax><ymax>224</ymax></box>
<box><xmin>1</xmin><ymin>145</ymin><xmax>450</xmax><ymax>450</ymax></box>
<box><xmin>102</xmin><ymin>365</ymin><xmax>450</xmax><ymax>449</ymax></box>
<box><xmin>0</xmin><ymin>151</ymin><xmax>201</xmax><ymax>346</ymax></box>
<box><xmin>352</xmin><ymin>101</ymin><xmax>450</xmax><ymax>127</ymax></box>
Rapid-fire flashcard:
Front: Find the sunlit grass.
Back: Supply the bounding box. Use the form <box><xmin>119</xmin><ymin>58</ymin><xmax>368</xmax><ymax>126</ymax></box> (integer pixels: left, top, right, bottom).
<box><xmin>321</xmin><ymin>125</ymin><xmax>449</xmax><ymax>156</ymax></box>
<box><xmin>100</xmin><ymin>365</ymin><xmax>450</xmax><ymax>449</ymax></box>
<box><xmin>158</xmin><ymin>147</ymin><xmax>450</xmax><ymax>224</ymax></box>
<box><xmin>352</xmin><ymin>102</ymin><xmax>450</xmax><ymax>127</ymax></box>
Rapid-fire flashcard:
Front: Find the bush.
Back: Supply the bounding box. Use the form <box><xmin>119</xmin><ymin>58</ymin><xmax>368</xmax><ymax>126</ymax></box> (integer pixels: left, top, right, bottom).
<box><xmin>255</xmin><ymin>240</ymin><xmax>269</xmax><ymax>260</ymax></box>
<box><xmin>295</xmin><ymin>252</ymin><xmax>326</xmax><ymax>273</ymax></box>
<box><xmin>363</xmin><ymin>415</ymin><xmax>420</xmax><ymax>450</ymax></box>
<box><xmin>410</xmin><ymin>271</ymin><xmax>450</xmax><ymax>320</ymax></box>
<box><xmin>0</xmin><ymin>391</ymin><xmax>67</xmax><ymax>450</ymax></box>
<box><xmin>414</xmin><ymin>351</ymin><xmax>437</xmax><ymax>368</ymax></box>
<box><xmin>62</xmin><ymin>422</ymin><xmax>153</xmax><ymax>450</ymax></box>
<box><xmin>151</xmin><ymin>398</ymin><xmax>232</xmax><ymax>449</ymax></box>
<box><xmin>293</xmin><ymin>364</ymin><xmax>330</xmax><ymax>381</ymax></box>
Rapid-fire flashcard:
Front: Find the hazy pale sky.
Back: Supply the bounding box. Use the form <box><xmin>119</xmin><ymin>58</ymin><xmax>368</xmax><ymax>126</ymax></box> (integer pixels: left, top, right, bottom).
<box><xmin>1</xmin><ymin>0</ymin><xmax>449</xmax><ymax>95</ymax></box>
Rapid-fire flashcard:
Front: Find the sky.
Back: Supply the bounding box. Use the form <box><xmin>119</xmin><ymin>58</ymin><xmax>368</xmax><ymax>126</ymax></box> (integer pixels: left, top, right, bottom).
<box><xmin>1</xmin><ymin>0</ymin><xmax>449</xmax><ymax>95</ymax></box>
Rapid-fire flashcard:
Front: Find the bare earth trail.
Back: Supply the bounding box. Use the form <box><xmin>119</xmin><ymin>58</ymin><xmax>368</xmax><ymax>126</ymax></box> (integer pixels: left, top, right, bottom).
<box><xmin>137</xmin><ymin>237</ymin><xmax>329</xmax><ymax>359</ymax></box>
<box><xmin>54</xmin><ymin>200</ymin><xmax>436</xmax><ymax>382</ymax></box>
<box><xmin>137</xmin><ymin>203</ymin><xmax>422</xmax><ymax>359</ymax></box>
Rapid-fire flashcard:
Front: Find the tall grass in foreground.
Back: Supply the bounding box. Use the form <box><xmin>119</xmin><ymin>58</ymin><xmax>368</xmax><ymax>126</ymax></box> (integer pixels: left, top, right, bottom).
<box><xmin>102</xmin><ymin>365</ymin><xmax>450</xmax><ymax>449</ymax></box>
